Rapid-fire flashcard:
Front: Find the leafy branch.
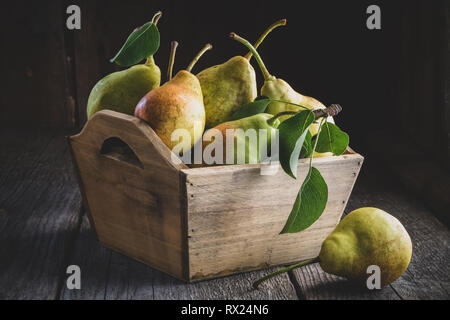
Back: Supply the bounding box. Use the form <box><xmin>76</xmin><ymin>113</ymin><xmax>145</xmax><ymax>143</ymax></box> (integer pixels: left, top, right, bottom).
<box><xmin>232</xmin><ymin>98</ymin><xmax>349</xmax><ymax>235</ymax></box>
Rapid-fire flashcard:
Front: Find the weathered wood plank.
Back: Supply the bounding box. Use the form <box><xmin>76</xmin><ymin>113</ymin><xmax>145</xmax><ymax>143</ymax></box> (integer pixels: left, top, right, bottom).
<box><xmin>0</xmin><ymin>131</ymin><xmax>83</xmax><ymax>299</ymax></box>
<box><xmin>289</xmin><ymin>166</ymin><xmax>450</xmax><ymax>300</ymax></box>
<box><xmin>69</xmin><ymin>111</ymin><xmax>188</xmax><ymax>281</ymax></box>
<box><xmin>289</xmin><ymin>262</ymin><xmax>401</xmax><ymax>300</ymax></box>
<box><xmin>61</xmin><ymin>215</ymin><xmax>298</xmax><ymax>300</ymax></box>
<box><xmin>185</xmin><ymin>154</ymin><xmax>362</xmax><ymax>281</ymax></box>
<box><xmin>1</xmin><ymin>130</ymin><xmax>448</xmax><ymax>300</ymax></box>
<box><xmin>365</xmin><ymin>130</ymin><xmax>450</xmax><ymax>227</ymax></box>
<box><xmin>60</xmin><ymin>215</ymin><xmax>111</xmax><ymax>300</ymax></box>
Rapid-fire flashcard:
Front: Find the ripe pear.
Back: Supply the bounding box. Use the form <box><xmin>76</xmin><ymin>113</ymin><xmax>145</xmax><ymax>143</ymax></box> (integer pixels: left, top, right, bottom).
<box><xmin>198</xmin><ymin>20</ymin><xmax>286</xmax><ymax>128</ymax></box>
<box><xmin>254</xmin><ymin>207</ymin><xmax>412</xmax><ymax>289</ymax></box>
<box><xmin>230</xmin><ymin>32</ymin><xmax>335</xmax><ymax>157</ymax></box>
<box><xmin>201</xmin><ymin>113</ymin><xmax>279</xmax><ymax>165</ymax></box>
<box><xmin>319</xmin><ymin>207</ymin><xmax>412</xmax><ymax>287</ymax></box>
<box><xmin>87</xmin><ymin>13</ymin><xmax>163</xmax><ymax>119</ymax></box>
<box><xmin>134</xmin><ymin>43</ymin><xmax>212</xmax><ymax>151</ymax></box>
<box><xmin>86</xmin><ymin>58</ymin><xmax>161</xmax><ymax>119</ymax></box>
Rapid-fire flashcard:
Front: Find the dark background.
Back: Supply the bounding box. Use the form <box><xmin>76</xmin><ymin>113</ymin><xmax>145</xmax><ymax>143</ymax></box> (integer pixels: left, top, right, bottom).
<box><xmin>0</xmin><ymin>1</ymin><xmax>448</xmax><ymax>222</ymax></box>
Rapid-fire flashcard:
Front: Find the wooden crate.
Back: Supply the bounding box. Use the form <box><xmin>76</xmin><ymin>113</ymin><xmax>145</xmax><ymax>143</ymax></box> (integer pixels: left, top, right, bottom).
<box><xmin>68</xmin><ymin>110</ymin><xmax>364</xmax><ymax>282</ymax></box>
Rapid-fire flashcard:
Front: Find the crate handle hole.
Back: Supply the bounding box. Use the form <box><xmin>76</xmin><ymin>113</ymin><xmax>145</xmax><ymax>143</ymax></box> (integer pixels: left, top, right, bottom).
<box><xmin>100</xmin><ymin>137</ymin><xmax>143</xmax><ymax>169</ymax></box>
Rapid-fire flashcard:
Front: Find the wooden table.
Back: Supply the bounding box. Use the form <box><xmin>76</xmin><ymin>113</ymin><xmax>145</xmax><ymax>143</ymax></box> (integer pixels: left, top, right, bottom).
<box><xmin>1</xmin><ymin>130</ymin><xmax>449</xmax><ymax>300</ymax></box>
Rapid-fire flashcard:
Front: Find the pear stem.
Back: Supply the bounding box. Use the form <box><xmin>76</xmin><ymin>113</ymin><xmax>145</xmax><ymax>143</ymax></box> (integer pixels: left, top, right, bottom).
<box><xmin>145</xmin><ymin>55</ymin><xmax>155</xmax><ymax>66</ymax></box>
<box><xmin>186</xmin><ymin>43</ymin><xmax>213</xmax><ymax>73</ymax></box>
<box><xmin>267</xmin><ymin>104</ymin><xmax>343</xmax><ymax>126</ymax></box>
<box><xmin>152</xmin><ymin>11</ymin><xmax>162</xmax><ymax>25</ymax></box>
<box><xmin>144</xmin><ymin>12</ymin><xmax>162</xmax><ymax>64</ymax></box>
<box><xmin>167</xmin><ymin>41</ymin><xmax>179</xmax><ymax>81</ymax></box>
<box><xmin>245</xmin><ymin>19</ymin><xmax>287</xmax><ymax>60</ymax></box>
<box><xmin>253</xmin><ymin>257</ymin><xmax>320</xmax><ymax>289</ymax></box>
<box><xmin>230</xmin><ymin>32</ymin><xmax>273</xmax><ymax>81</ymax></box>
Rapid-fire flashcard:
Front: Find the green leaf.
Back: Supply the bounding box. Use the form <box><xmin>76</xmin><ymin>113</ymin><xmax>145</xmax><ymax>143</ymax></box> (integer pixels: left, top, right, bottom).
<box><xmin>111</xmin><ymin>22</ymin><xmax>160</xmax><ymax>67</ymax></box>
<box><xmin>230</xmin><ymin>98</ymin><xmax>270</xmax><ymax>121</ymax></box>
<box><xmin>278</xmin><ymin>110</ymin><xmax>315</xmax><ymax>178</ymax></box>
<box><xmin>314</xmin><ymin>122</ymin><xmax>349</xmax><ymax>155</ymax></box>
<box><xmin>280</xmin><ymin>167</ymin><xmax>328</xmax><ymax>234</ymax></box>
<box><xmin>299</xmin><ymin>131</ymin><xmax>313</xmax><ymax>159</ymax></box>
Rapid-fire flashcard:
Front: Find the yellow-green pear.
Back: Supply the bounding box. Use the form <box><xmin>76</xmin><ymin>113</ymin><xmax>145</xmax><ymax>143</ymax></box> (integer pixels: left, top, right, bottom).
<box><xmin>86</xmin><ymin>57</ymin><xmax>161</xmax><ymax>119</ymax></box>
<box><xmin>86</xmin><ymin>12</ymin><xmax>163</xmax><ymax>119</ymax></box>
<box><xmin>254</xmin><ymin>207</ymin><xmax>412</xmax><ymax>289</ymax></box>
<box><xmin>197</xmin><ymin>19</ymin><xmax>286</xmax><ymax>128</ymax></box>
<box><xmin>134</xmin><ymin>43</ymin><xmax>212</xmax><ymax>151</ymax></box>
<box><xmin>201</xmin><ymin>113</ymin><xmax>279</xmax><ymax>165</ymax></box>
<box><xmin>230</xmin><ymin>32</ymin><xmax>334</xmax><ymax>157</ymax></box>
<box><xmin>319</xmin><ymin>207</ymin><xmax>412</xmax><ymax>287</ymax></box>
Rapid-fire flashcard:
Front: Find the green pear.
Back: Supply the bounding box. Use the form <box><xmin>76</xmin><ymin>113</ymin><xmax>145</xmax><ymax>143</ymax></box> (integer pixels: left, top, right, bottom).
<box><xmin>254</xmin><ymin>207</ymin><xmax>412</xmax><ymax>289</ymax></box>
<box><xmin>230</xmin><ymin>32</ymin><xmax>327</xmax><ymax>117</ymax></box>
<box><xmin>230</xmin><ymin>32</ymin><xmax>334</xmax><ymax>157</ymax></box>
<box><xmin>201</xmin><ymin>113</ymin><xmax>279</xmax><ymax>165</ymax></box>
<box><xmin>86</xmin><ymin>57</ymin><xmax>161</xmax><ymax>119</ymax></box>
<box><xmin>319</xmin><ymin>207</ymin><xmax>412</xmax><ymax>287</ymax></box>
<box><xmin>87</xmin><ymin>12</ymin><xmax>163</xmax><ymax>119</ymax></box>
<box><xmin>134</xmin><ymin>43</ymin><xmax>212</xmax><ymax>151</ymax></box>
<box><xmin>197</xmin><ymin>19</ymin><xmax>286</xmax><ymax>128</ymax></box>
<box><xmin>197</xmin><ymin>56</ymin><xmax>256</xmax><ymax>128</ymax></box>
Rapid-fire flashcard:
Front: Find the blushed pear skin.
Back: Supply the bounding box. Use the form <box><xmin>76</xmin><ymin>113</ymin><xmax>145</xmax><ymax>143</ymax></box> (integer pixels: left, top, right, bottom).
<box><xmin>135</xmin><ymin>70</ymin><xmax>205</xmax><ymax>151</ymax></box>
<box><xmin>319</xmin><ymin>207</ymin><xmax>413</xmax><ymax>287</ymax></box>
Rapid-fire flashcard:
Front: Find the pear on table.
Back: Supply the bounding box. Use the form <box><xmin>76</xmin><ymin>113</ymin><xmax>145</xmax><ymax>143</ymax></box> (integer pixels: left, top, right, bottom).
<box><xmin>197</xmin><ymin>19</ymin><xmax>286</xmax><ymax>128</ymax></box>
<box><xmin>319</xmin><ymin>207</ymin><xmax>412</xmax><ymax>287</ymax></box>
<box><xmin>86</xmin><ymin>12</ymin><xmax>163</xmax><ymax>119</ymax></box>
<box><xmin>134</xmin><ymin>42</ymin><xmax>212</xmax><ymax>151</ymax></box>
<box><xmin>254</xmin><ymin>207</ymin><xmax>412</xmax><ymax>288</ymax></box>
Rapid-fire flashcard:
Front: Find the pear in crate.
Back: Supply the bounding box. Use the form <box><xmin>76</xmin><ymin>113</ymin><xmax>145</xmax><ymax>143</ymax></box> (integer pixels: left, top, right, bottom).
<box><xmin>87</xmin><ymin>58</ymin><xmax>161</xmax><ymax>119</ymax></box>
<box><xmin>230</xmin><ymin>32</ymin><xmax>334</xmax><ymax>157</ymax></box>
<box><xmin>197</xmin><ymin>19</ymin><xmax>286</xmax><ymax>128</ymax></box>
<box><xmin>87</xmin><ymin>13</ymin><xmax>163</xmax><ymax>119</ymax></box>
<box><xmin>202</xmin><ymin>113</ymin><xmax>279</xmax><ymax>165</ymax></box>
<box><xmin>135</xmin><ymin>43</ymin><xmax>212</xmax><ymax>151</ymax></box>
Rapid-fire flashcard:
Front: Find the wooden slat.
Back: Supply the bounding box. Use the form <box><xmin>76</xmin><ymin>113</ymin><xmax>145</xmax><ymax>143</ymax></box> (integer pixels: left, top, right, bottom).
<box><xmin>0</xmin><ymin>131</ymin><xmax>82</xmax><ymax>299</ymax></box>
<box><xmin>61</xmin><ymin>214</ymin><xmax>298</xmax><ymax>300</ymax></box>
<box><xmin>365</xmin><ymin>130</ymin><xmax>450</xmax><ymax>227</ymax></box>
<box><xmin>184</xmin><ymin>154</ymin><xmax>363</xmax><ymax>280</ymax></box>
<box><xmin>69</xmin><ymin>111</ymin><xmax>188</xmax><ymax>280</ymax></box>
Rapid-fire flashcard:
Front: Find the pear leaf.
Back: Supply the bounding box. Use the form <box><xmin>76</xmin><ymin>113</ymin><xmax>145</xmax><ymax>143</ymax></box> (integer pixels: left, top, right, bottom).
<box><xmin>299</xmin><ymin>131</ymin><xmax>313</xmax><ymax>159</ymax></box>
<box><xmin>280</xmin><ymin>167</ymin><xmax>328</xmax><ymax>234</ymax></box>
<box><xmin>314</xmin><ymin>122</ymin><xmax>349</xmax><ymax>155</ymax></box>
<box><xmin>278</xmin><ymin>110</ymin><xmax>315</xmax><ymax>178</ymax></box>
<box><xmin>111</xmin><ymin>22</ymin><xmax>160</xmax><ymax>67</ymax></box>
<box><xmin>230</xmin><ymin>98</ymin><xmax>270</xmax><ymax>121</ymax></box>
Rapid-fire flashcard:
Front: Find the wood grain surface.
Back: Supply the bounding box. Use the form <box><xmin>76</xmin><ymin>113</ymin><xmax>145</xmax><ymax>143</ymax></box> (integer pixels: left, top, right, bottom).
<box><xmin>184</xmin><ymin>154</ymin><xmax>362</xmax><ymax>280</ymax></box>
<box><xmin>0</xmin><ymin>130</ymin><xmax>449</xmax><ymax>299</ymax></box>
<box><xmin>69</xmin><ymin>111</ymin><xmax>188</xmax><ymax>280</ymax></box>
